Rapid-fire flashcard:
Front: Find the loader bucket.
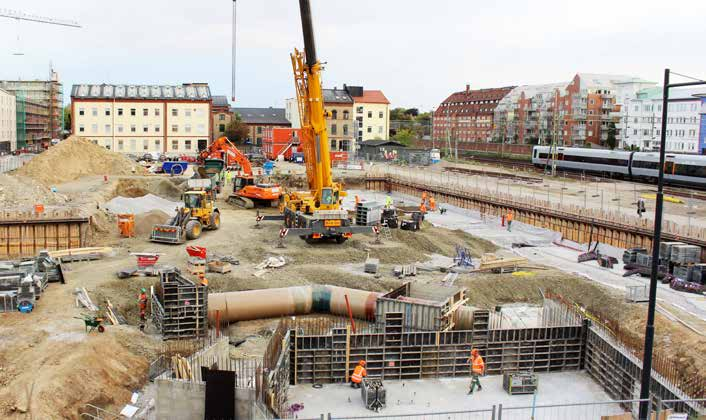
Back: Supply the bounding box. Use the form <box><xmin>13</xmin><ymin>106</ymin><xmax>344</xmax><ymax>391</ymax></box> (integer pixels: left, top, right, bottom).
<box><xmin>150</xmin><ymin>224</ymin><xmax>185</xmax><ymax>244</ymax></box>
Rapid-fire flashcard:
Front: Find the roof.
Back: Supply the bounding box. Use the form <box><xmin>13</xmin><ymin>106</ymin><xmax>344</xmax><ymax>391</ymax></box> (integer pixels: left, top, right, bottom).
<box><xmin>351</xmin><ymin>90</ymin><xmax>390</xmax><ymax>104</ymax></box>
<box><xmin>71</xmin><ymin>83</ymin><xmax>211</xmax><ymax>100</ymax></box>
<box><xmin>212</xmin><ymin>95</ymin><xmax>230</xmax><ymax>107</ymax></box>
<box><xmin>440</xmin><ymin>86</ymin><xmax>515</xmax><ymax>105</ymax></box>
<box><xmin>360</xmin><ymin>140</ymin><xmax>406</xmax><ymax>147</ymax></box>
<box><xmin>576</xmin><ymin>73</ymin><xmax>654</xmax><ymax>89</ymax></box>
<box><xmin>231</xmin><ymin>107</ymin><xmax>290</xmax><ymax>125</ymax></box>
<box><xmin>323</xmin><ymin>88</ymin><xmax>353</xmax><ymax>104</ymax></box>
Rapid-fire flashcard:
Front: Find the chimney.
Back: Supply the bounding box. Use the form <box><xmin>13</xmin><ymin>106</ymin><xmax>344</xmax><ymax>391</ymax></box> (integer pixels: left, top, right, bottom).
<box><xmin>466</xmin><ymin>84</ymin><xmax>470</xmax><ymax>94</ymax></box>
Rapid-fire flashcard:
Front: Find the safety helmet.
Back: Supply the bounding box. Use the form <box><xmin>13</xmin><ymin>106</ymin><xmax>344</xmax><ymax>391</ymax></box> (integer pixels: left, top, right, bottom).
<box><xmin>359</xmin><ymin>360</ymin><xmax>366</xmax><ymax>366</ymax></box>
<box><xmin>141</xmin><ymin>288</ymin><xmax>146</xmax><ymax>293</ymax></box>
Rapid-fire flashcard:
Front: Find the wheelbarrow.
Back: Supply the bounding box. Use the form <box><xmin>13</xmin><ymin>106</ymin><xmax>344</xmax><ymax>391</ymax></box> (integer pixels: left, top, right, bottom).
<box><xmin>75</xmin><ymin>314</ymin><xmax>105</xmax><ymax>333</ymax></box>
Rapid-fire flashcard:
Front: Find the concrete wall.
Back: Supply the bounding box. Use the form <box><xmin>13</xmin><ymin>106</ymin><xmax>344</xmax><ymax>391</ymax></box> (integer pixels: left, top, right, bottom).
<box><xmin>156</xmin><ymin>381</ymin><xmax>268</xmax><ymax>420</ymax></box>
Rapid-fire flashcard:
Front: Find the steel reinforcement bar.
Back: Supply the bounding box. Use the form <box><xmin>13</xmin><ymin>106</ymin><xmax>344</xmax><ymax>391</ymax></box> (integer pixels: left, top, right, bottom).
<box><xmin>365</xmin><ymin>176</ymin><xmax>706</xmax><ymax>260</ymax></box>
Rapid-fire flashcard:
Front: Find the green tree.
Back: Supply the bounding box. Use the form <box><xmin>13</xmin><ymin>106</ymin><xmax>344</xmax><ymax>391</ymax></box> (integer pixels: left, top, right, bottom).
<box><xmin>390</xmin><ymin>107</ymin><xmax>412</xmax><ymax>121</ymax></box>
<box><xmin>225</xmin><ymin>114</ymin><xmax>249</xmax><ymax>144</ymax></box>
<box><xmin>392</xmin><ymin>128</ymin><xmax>415</xmax><ymax>146</ymax></box>
<box><xmin>606</xmin><ymin>122</ymin><xmax>617</xmax><ymax>150</ymax></box>
<box><xmin>63</xmin><ymin>106</ymin><xmax>71</xmax><ymax>133</ymax></box>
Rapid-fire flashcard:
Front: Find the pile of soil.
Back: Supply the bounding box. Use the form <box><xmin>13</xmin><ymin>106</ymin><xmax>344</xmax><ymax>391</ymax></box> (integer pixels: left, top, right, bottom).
<box><xmin>134</xmin><ymin>209</ymin><xmax>170</xmax><ymax>237</ymax></box>
<box><xmin>114</xmin><ymin>178</ymin><xmax>183</xmax><ymax>200</ymax></box>
<box><xmin>15</xmin><ymin>136</ymin><xmax>146</xmax><ymax>185</ymax></box>
<box><xmin>0</xmin><ymin>174</ymin><xmax>69</xmax><ymax>208</ymax></box>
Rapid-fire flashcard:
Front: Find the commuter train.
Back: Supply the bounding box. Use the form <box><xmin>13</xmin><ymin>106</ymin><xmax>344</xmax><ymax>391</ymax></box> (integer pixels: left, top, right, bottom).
<box><xmin>532</xmin><ymin>146</ymin><xmax>706</xmax><ymax>188</ymax></box>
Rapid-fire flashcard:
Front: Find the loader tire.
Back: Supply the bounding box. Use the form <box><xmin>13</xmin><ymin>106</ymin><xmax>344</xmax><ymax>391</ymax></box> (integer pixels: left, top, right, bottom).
<box><xmin>209</xmin><ymin>211</ymin><xmax>221</xmax><ymax>230</ymax></box>
<box><xmin>185</xmin><ymin>220</ymin><xmax>202</xmax><ymax>240</ymax></box>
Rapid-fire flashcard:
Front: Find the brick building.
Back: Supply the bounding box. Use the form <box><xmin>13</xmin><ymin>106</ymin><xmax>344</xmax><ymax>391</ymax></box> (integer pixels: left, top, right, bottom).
<box><xmin>231</xmin><ymin>107</ymin><xmax>290</xmax><ymax>146</ymax></box>
<box><xmin>433</xmin><ymin>85</ymin><xmax>515</xmax><ymax>144</ymax></box>
<box><xmin>211</xmin><ymin>95</ymin><xmax>232</xmax><ymax>141</ymax></box>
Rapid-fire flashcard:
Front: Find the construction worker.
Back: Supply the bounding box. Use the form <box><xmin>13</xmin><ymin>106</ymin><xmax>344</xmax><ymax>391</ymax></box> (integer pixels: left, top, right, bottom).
<box><xmin>225</xmin><ymin>169</ymin><xmax>233</xmax><ymax>186</ymax></box>
<box><xmin>421</xmin><ymin>191</ymin><xmax>428</xmax><ymax>203</ymax></box>
<box><xmin>385</xmin><ymin>194</ymin><xmax>393</xmax><ymax>209</ymax></box>
<box><xmin>138</xmin><ymin>288</ymin><xmax>148</xmax><ymax>324</ymax></box>
<box><xmin>467</xmin><ymin>348</ymin><xmax>485</xmax><ymax>394</ymax></box>
<box><xmin>506</xmin><ymin>211</ymin><xmax>514</xmax><ymax>232</ymax></box>
<box><xmin>198</xmin><ymin>272</ymin><xmax>208</xmax><ymax>287</ymax></box>
<box><xmin>350</xmin><ymin>360</ymin><xmax>367</xmax><ymax>389</ymax></box>
<box><xmin>420</xmin><ymin>201</ymin><xmax>427</xmax><ymax>214</ymax></box>
<box><xmin>637</xmin><ymin>198</ymin><xmax>646</xmax><ymax>218</ymax></box>
<box><xmin>429</xmin><ymin>195</ymin><xmax>436</xmax><ymax>212</ymax></box>
<box><xmin>355</xmin><ymin>195</ymin><xmax>360</xmax><ymax>206</ymax></box>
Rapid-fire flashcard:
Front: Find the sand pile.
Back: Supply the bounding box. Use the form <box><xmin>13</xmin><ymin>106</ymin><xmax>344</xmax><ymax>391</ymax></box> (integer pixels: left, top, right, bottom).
<box><xmin>114</xmin><ymin>178</ymin><xmax>183</xmax><ymax>200</ymax></box>
<box><xmin>134</xmin><ymin>209</ymin><xmax>170</xmax><ymax>236</ymax></box>
<box><xmin>0</xmin><ymin>174</ymin><xmax>68</xmax><ymax>208</ymax></box>
<box><xmin>15</xmin><ymin>136</ymin><xmax>146</xmax><ymax>185</ymax></box>
<box><xmin>105</xmin><ymin>194</ymin><xmax>180</xmax><ymax>215</ymax></box>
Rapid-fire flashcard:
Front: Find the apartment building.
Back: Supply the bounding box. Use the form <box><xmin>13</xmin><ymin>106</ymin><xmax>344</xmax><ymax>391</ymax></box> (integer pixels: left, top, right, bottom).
<box><xmin>0</xmin><ymin>88</ymin><xmax>17</xmax><ymax>153</ymax></box>
<box><xmin>71</xmin><ymin>83</ymin><xmax>212</xmax><ymax>154</ymax></box>
<box><xmin>433</xmin><ymin>84</ymin><xmax>515</xmax><ymax>144</ymax></box>
<box><xmin>698</xmin><ymin>94</ymin><xmax>706</xmax><ymax>155</ymax></box>
<box><xmin>211</xmin><ymin>95</ymin><xmax>232</xmax><ymax>141</ymax></box>
<box><xmin>322</xmin><ymin>88</ymin><xmax>355</xmax><ymax>152</ymax></box>
<box><xmin>494</xmin><ymin>82</ymin><xmax>566</xmax><ymax>144</ymax></box>
<box><xmin>0</xmin><ymin>71</ymin><xmax>63</xmax><ymax>150</ymax></box>
<box><xmin>231</xmin><ymin>107</ymin><xmax>290</xmax><ymax>146</ymax></box>
<box><xmin>621</xmin><ymin>87</ymin><xmax>705</xmax><ymax>154</ymax></box>
<box><xmin>345</xmin><ymin>85</ymin><xmax>390</xmax><ymax>143</ymax></box>
<box><xmin>285</xmin><ymin>98</ymin><xmax>301</xmax><ymax>129</ymax></box>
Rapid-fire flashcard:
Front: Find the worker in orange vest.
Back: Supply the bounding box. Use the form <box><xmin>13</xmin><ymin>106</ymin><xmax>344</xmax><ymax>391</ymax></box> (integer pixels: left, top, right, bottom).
<box><xmin>421</xmin><ymin>191</ymin><xmax>428</xmax><ymax>203</ymax></box>
<box><xmin>467</xmin><ymin>348</ymin><xmax>485</xmax><ymax>394</ymax></box>
<box><xmin>429</xmin><ymin>196</ymin><xmax>436</xmax><ymax>212</ymax></box>
<box><xmin>350</xmin><ymin>360</ymin><xmax>367</xmax><ymax>389</ymax></box>
<box><xmin>198</xmin><ymin>272</ymin><xmax>208</xmax><ymax>287</ymax></box>
<box><xmin>506</xmin><ymin>211</ymin><xmax>514</xmax><ymax>232</ymax></box>
<box><xmin>138</xmin><ymin>288</ymin><xmax>148</xmax><ymax>330</ymax></box>
<box><xmin>420</xmin><ymin>201</ymin><xmax>427</xmax><ymax>214</ymax></box>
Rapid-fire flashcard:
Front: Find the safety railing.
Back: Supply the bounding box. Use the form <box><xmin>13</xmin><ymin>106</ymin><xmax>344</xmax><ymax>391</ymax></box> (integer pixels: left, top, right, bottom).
<box><xmin>0</xmin><ymin>154</ymin><xmax>35</xmax><ymax>173</ymax></box>
<box><xmin>654</xmin><ymin>398</ymin><xmax>706</xmax><ymax>418</ymax></box>
<box><xmin>329</xmin><ymin>407</ymin><xmax>495</xmax><ymax>420</ymax></box>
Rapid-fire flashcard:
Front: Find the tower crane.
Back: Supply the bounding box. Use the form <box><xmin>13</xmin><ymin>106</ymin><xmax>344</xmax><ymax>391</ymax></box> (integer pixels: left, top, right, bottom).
<box><xmin>0</xmin><ymin>9</ymin><xmax>81</xmax><ymax>27</ymax></box>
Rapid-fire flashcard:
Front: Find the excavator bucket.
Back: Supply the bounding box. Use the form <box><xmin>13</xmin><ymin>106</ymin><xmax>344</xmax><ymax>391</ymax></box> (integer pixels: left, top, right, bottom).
<box><xmin>150</xmin><ymin>224</ymin><xmax>185</xmax><ymax>244</ymax></box>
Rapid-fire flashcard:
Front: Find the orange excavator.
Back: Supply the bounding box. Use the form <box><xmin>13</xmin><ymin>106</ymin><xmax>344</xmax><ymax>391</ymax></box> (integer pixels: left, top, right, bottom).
<box><xmin>199</xmin><ymin>136</ymin><xmax>281</xmax><ymax>209</ymax></box>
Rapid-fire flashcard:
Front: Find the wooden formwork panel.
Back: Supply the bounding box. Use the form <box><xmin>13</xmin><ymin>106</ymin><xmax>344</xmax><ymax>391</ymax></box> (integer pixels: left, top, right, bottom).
<box><xmin>0</xmin><ymin>220</ymin><xmax>88</xmax><ymax>259</ymax></box>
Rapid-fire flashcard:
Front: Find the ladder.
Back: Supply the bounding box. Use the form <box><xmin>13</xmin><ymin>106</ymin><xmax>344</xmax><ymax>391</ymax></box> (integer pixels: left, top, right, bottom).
<box><xmin>381</xmin><ymin>223</ymin><xmax>392</xmax><ymax>240</ymax></box>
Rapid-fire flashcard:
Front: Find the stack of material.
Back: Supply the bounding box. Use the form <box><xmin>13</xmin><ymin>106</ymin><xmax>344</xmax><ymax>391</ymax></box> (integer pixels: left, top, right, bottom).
<box><xmin>355</xmin><ymin>201</ymin><xmax>383</xmax><ymax>226</ymax></box>
<box><xmin>674</xmin><ymin>264</ymin><xmax>706</xmax><ymax>284</ymax></box>
<box><xmin>670</xmin><ymin>245</ymin><xmax>700</xmax><ymax>265</ymax></box>
<box><xmin>503</xmin><ymin>371</ymin><xmax>538</xmax><ymax>395</ymax></box>
<box><xmin>393</xmin><ymin>264</ymin><xmax>416</xmax><ymax>278</ymax></box>
<box><xmin>207</xmin><ymin>260</ymin><xmax>232</xmax><ymax>274</ymax></box>
<box><xmin>364</xmin><ymin>258</ymin><xmax>380</xmax><ymax>274</ymax></box>
<box><xmin>0</xmin><ymin>291</ymin><xmax>18</xmax><ymax>312</ymax></box>
<box><xmin>186</xmin><ymin>257</ymin><xmax>206</xmax><ymax>275</ymax></box>
<box><xmin>477</xmin><ymin>253</ymin><xmax>529</xmax><ymax>273</ymax></box>
<box><xmin>361</xmin><ymin>379</ymin><xmax>386</xmax><ymax>412</ymax></box>
<box><xmin>692</xmin><ymin>264</ymin><xmax>706</xmax><ymax>284</ymax></box>
<box><xmin>74</xmin><ymin>287</ymin><xmax>99</xmax><ymax>311</ymax></box>
<box><xmin>104</xmin><ymin>298</ymin><xmax>126</xmax><ymax>325</ymax></box>
<box><xmin>659</xmin><ymin>241</ymin><xmax>685</xmax><ymax>261</ymax></box>
<box><xmin>253</xmin><ymin>256</ymin><xmax>286</xmax><ymax>277</ymax></box>
<box><xmin>636</xmin><ymin>252</ymin><xmax>652</xmax><ymax>268</ymax></box>
<box><xmin>171</xmin><ymin>354</ymin><xmax>194</xmax><ymax>380</ymax></box>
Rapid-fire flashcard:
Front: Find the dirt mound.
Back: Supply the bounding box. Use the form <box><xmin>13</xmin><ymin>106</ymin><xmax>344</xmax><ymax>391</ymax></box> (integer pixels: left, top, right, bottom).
<box><xmin>0</xmin><ymin>174</ymin><xmax>69</xmax><ymax>208</ymax></box>
<box><xmin>115</xmin><ymin>178</ymin><xmax>183</xmax><ymax>200</ymax></box>
<box><xmin>15</xmin><ymin>136</ymin><xmax>146</xmax><ymax>185</ymax></box>
<box><xmin>134</xmin><ymin>209</ymin><xmax>170</xmax><ymax>237</ymax></box>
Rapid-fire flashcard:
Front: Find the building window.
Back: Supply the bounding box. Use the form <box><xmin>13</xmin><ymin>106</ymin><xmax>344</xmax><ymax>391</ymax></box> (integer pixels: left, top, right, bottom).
<box><xmin>185</xmin><ymin>140</ymin><xmax>192</xmax><ymax>150</ymax></box>
<box><xmin>185</xmin><ymin>124</ymin><xmax>192</xmax><ymax>133</ymax></box>
<box><xmin>343</xmin><ymin>124</ymin><xmax>348</xmax><ymax>135</ymax></box>
<box><xmin>219</xmin><ymin>114</ymin><xmax>225</xmax><ymax>121</ymax></box>
<box><xmin>143</xmin><ymin>139</ymin><xmax>149</xmax><ymax>151</ymax></box>
<box><xmin>367</xmin><ymin>111</ymin><xmax>372</xmax><ymax>118</ymax></box>
<box><xmin>131</xmin><ymin>124</ymin><xmax>136</xmax><ymax>133</ymax></box>
<box><xmin>155</xmin><ymin>139</ymin><xmax>161</xmax><ymax>149</ymax></box>
<box><xmin>92</xmin><ymin>108</ymin><xmax>98</xmax><ymax>116</ymax></box>
<box><xmin>172</xmin><ymin>109</ymin><xmax>178</xmax><ymax>117</ymax></box>
<box><xmin>143</xmin><ymin>125</ymin><xmax>148</xmax><ymax>133</ymax></box>
<box><xmin>118</xmin><ymin>140</ymin><xmax>124</xmax><ymax>151</ymax></box>
<box><xmin>357</xmin><ymin>106</ymin><xmax>363</xmax><ymax>114</ymax></box>
<box><xmin>155</xmin><ymin>125</ymin><xmax>160</xmax><ymax>133</ymax></box>
<box><xmin>79</xmin><ymin>124</ymin><xmax>85</xmax><ymax>132</ymax></box>
<box><xmin>331</xmin><ymin>110</ymin><xmax>338</xmax><ymax>120</ymax></box>
<box><xmin>143</xmin><ymin>108</ymin><xmax>148</xmax><ymax>116</ymax></box>
<box><xmin>172</xmin><ymin>125</ymin><xmax>178</xmax><ymax>133</ymax></box>
<box><xmin>330</xmin><ymin>139</ymin><xmax>336</xmax><ymax>149</ymax></box>
<box><xmin>379</xmin><ymin>111</ymin><xmax>383</xmax><ymax>118</ymax></box>
<box><xmin>79</xmin><ymin>108</ymin><xmax>85</xmax><ymax>116</ymax></box>
<box><xmin>588</xmin><ymin>121</ymin><xmax>593</xmax><ymax>126</ymax></box>
<box><xmin>91</xmin><ymin>124</ymin><xmax>98</xmax><ymax>133</ymax></box>
<box><xmin>130</xmin><ymin>108</ymin><xmax>136</xmax><ymax>116</ymax></box>
<box><xmin>219</xmin><ymin>124</ymin><xmax>225</xmax><ymax>132</ymax></box>
<box><xmin>171</xmin><ymin>140</ymin><xmax>178</xmax><ymax>150</ymax></box>
<box><xmin>367</xmin><ymin>126</ymin><xmax>372</xmax><ymax>133</ymax></box>
<box><xmin>343</xmin><ymin>110</ymin><xmax>349</xmax><ymax>120</ymax></box>
<box><xmin>331</xmin><ymin>124</ymin><xmax>337</xmax><ymax>135</ymax></box>
<box><xmin>155</xmin><ymin>108</ymin><xmax>160</xmax><ymax>116</ymax></box>
<box><xmin>256</xmin><ymin>126</ymin><xmax>263</xmax><ymax>134</ymax></box>
<box><xmin>117</xmin><ymin>124</ymin><xmax>124</xmax><ymax>133</ymax></box>
<box><xmin>185</xmin><ymin>109</ymin><xmax>192</xmax><ymax>117</ymax></box>
<box><xmin>117</xmin><ymin>108</ymin><xmax>123</xmax><ymax>116</ymax></box>
<box><xmin>378</xmin><ymin>126</ymin><xmax>383</xmax><ymax>134</ymax></box>
<box><xmin>130</xmin><ymin>139</ymin><xmax>136</xmax><ymax>151</ymax></box>
<box><xmin>105</xmin><ymin>108</ymin><xmax>111</xmax><ymax>116</ymax></box>
<box><xmin>104</xmin><ymin>124</ymin><xmax>111</xmax><ymax>134</ymax></box>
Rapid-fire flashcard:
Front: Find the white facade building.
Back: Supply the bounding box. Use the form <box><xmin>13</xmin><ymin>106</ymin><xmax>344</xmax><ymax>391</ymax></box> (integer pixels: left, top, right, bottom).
<box><xmin>0</xmin><ymin>88</ymin><xmax>17</xmax><ymax>153</ymax></box>
<box><xmin>621</xmin><ymin>87</ymin><xmax>704</xmax><ymax>153</ymax></box>
<box><xmin>285</xmin><ymin>98</ymin><xmax>301</xmax><ymax>129</ymax></box>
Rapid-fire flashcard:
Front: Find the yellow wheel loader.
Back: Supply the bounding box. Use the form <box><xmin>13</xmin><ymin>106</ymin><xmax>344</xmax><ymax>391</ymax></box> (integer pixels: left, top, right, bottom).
<box><xmin>150</xmin><ymin>191</ymin><xmax>220</xmax><ymax>244</ymax></box>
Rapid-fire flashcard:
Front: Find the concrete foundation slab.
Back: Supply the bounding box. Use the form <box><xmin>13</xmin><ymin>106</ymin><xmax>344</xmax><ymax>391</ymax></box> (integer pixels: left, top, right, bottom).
<box><xmin>288</xmin><ymin>371</ymin><xmax>625</xmax><ymax>418</ymax></box>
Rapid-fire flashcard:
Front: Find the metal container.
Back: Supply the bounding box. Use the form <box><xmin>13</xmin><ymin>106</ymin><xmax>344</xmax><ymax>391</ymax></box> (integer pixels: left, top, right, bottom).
<box><xmin>375</xmin><ymin>282</ymin><xmax>467</xmax><ymax>331</ymax></box>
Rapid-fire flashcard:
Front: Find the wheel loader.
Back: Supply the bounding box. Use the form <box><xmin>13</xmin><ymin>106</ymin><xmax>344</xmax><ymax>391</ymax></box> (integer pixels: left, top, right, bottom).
<box><xmin>150</xmin><ymin>191</ymin><xmax>220</xmax><ymax>244</ymax></box>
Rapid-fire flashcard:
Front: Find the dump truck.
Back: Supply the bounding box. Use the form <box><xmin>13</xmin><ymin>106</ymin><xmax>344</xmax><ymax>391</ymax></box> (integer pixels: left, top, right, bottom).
<box><xmin>150</xmin><ymin>191</ymin><xmax>220</xmax><ymax>244</ymax></box>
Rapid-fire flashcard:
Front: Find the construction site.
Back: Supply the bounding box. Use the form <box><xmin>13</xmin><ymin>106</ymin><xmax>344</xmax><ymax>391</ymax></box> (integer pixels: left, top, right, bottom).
<box><xmin>1</xmin><ymin>3</ymin><xmax>705</xmax><ymax>420</ymax></box>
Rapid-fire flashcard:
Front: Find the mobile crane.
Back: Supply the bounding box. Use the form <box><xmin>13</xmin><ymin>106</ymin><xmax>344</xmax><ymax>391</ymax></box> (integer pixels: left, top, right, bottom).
<box><xmin>278</xmin><ymin>0</ymin><xmax>371</xmax><ymax>243</ymax></box>
<box><xmin>198</xmin><ymin>136</ymin><xmax>281</xmax><ymax>208</ymax></box>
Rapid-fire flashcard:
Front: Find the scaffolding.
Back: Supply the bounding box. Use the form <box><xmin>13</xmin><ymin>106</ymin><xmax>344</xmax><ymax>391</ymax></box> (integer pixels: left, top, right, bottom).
<box><xmin>15</xmin><ymin>90</ymin><xmax>26</xmax><ymax>149</ymax></box>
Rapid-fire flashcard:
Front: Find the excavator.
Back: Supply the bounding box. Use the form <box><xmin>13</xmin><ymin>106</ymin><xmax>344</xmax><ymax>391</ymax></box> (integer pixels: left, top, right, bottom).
<box><xmin>198</xmin><ymin>136</ymin><xmax>281</xmax><ymax>208</ymax></box>
<box><xmin>273</xmin><ymin>0</ymin><xmax>371</xmax><ymax>243</ymax></box>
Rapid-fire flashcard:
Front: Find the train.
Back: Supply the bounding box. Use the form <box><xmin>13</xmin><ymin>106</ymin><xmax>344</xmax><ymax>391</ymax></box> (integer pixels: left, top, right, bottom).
<box><xmin>532</xmin><ymin>146</ymin><xmax>706</xmax><ymax>188</ymax></box>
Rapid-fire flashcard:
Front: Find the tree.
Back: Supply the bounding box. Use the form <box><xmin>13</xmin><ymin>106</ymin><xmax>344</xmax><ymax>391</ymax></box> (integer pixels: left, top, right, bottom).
<box><xmin>606</xmin><ymin>122</ymin><xmax>617</xmax><ymax>150</ymax></box>
<box><xmin>392</xmin><ymin>128</ymin><xmax>415</xmax><ymax>146</ymax></box>
<box><xmin>404</xmin><ymin>108</ymin><xmax>419</xmax><ymax>117</ymax></box>
<box><xmin>224</xmin><ymin>115</ymin><xmax>249</xmax><ymax>144</ymax></box>
<box><xmin>63</xmin><ymin>106</ymin><xmax>71</xmax><ymax>133</ymax></box>
<box><xmin>390</xmin><ymin>107</ymin><xmax>411</xmax><ymax>121</ymax></box>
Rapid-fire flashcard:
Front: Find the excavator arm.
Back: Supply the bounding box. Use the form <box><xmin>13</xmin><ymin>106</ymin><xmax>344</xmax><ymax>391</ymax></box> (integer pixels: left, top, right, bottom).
<box><xmin>199</xmin><ymin>136</ymin><xmax>253</xmax><ymax>176</ymax></box>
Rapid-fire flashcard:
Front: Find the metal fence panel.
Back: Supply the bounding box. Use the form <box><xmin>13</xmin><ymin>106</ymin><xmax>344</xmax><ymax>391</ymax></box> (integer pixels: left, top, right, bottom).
<box><xmin>0</xmin><ymin>154</ymin><xmax>35</xmax><ymax>174</ymax></box>
<box><xmin>498</xmin><ymin>399</ymin><xmax>646</xmax><ymax>420</ymax></box>
<box><xmin>330</xmin><ymin>408</ymin><xmax>495</xmax><ymax>420</ymax></box>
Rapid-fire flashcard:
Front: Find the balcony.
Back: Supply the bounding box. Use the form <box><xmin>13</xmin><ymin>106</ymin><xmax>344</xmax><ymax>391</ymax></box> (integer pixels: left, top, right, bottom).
<box><xmin>601</xmin><ymin>102</ymin><xmax>614</xmax><ymax>110</ymax></box>
<box><xmin>572</xmin><ymin>113</ymin><xmax>587</xmax><ymax>120</ymax></box>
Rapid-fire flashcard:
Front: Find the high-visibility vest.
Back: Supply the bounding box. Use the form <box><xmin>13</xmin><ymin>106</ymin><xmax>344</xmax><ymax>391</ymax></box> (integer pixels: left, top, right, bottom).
<box><xmin>507</xmin><ymin>213</ymin><xmax>513</xmax><ymax>222</ymax></box>
<box><xmin>472</xmin><ymin>355</ymin><xmax>485</xmax><ymax>375</ymax></box>
<box><xmin>351</xmin><ymin>365</ymin><xmax>366</xmax><ymax>383</ymax></box>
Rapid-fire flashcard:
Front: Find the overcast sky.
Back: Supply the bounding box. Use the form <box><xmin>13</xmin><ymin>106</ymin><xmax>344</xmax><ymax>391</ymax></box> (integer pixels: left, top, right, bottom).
<box><xmin>1</xmin><ymin>0</ymin><xmax>705</xmax><ymax>110</ymax></box>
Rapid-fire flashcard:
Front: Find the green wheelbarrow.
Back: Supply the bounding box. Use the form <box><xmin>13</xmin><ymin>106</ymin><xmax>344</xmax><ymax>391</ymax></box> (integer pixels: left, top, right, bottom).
<box><xmin>75</xmin><ymin>314</ymin><xmax>105</xmax><ymax>333</ymax></box>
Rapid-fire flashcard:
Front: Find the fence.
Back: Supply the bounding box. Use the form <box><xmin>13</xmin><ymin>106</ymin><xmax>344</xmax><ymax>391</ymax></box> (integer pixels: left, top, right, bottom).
<box><xmin>0</xmin><ymin>154</ymin><xmax>35</xmax><ymax>174</ymax></box>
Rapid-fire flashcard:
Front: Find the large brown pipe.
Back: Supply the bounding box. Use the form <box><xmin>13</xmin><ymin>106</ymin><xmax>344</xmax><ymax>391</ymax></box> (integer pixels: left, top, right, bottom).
<box><xmin>208</xmin><ymin>285</ymin><xmax>380</xmax><ymax>323</ymax></box>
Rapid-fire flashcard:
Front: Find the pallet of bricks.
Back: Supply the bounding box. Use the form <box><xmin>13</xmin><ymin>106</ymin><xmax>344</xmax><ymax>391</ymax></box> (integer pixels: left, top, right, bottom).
<box><xmin>661</xmin><ymin>242</ymin><xmax>705</xmax><ymax>293</ymax></box>
<box><xmin>151</xmin><ymin>269</ymin><xmax>208</xmax><ymax>340</ymax></box>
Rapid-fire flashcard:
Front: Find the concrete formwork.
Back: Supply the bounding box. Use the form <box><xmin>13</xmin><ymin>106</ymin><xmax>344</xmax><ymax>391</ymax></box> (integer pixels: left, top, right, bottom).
<box><xmin>0</xmin><ymin>211</ymin><xmax>89</xmax><ymax>259</ymax></box>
